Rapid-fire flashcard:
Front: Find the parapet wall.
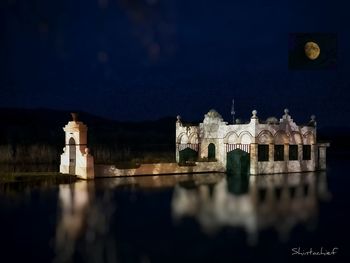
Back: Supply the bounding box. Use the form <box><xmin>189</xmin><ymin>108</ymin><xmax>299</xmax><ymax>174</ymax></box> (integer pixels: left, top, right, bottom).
<box><xmin>95</xmin><ymin>162</ymin><xmax>225</xmax><ymax>177</ymax></box>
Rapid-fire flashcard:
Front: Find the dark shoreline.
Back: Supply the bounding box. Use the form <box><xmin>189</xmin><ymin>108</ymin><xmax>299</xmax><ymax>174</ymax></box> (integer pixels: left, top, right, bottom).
<box><xmin>0</xmin><ymin>171</ymin><xmax>76</xmax><ymax>185</ymax></box>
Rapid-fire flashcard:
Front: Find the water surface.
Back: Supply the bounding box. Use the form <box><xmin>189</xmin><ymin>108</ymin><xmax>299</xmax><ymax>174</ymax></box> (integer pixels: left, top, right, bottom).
<box><xmin>0</xmin><ymin>157</ymin><xmax>349</xmax><ymax>263</ymax></box>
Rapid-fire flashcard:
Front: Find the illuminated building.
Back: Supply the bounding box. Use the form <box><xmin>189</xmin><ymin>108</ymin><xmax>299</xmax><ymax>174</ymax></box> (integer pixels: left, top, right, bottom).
<box><xmin>176</xmin><ymin>109</ymin><xmax>329</xmax><ymax>174</ymax></box>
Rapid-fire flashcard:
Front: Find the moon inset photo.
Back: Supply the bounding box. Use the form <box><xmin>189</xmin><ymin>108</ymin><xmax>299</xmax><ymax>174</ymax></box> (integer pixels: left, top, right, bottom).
<box><xmin>288</xmin><ymin>33</ymin><xmax>337</xmax><ymax>70</ymax></box>
<box><xmin>304</xmin><ymin>41</ymin><xmax>320</xmax><ymax>60</ymax></box>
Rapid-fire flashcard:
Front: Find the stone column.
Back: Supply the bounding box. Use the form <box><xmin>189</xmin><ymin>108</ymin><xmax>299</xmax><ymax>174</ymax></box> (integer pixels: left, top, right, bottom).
<box><xmin>197</xmin><ymin>143</ymin><xmax>201</xmax><ymax>162</ymax></box>
<box><xmin>318</xmin><ymin>146</ymin><xmax>327</xmax><ymax>170</ymax></box>
<box><xmin>298</xmin><ymin>144</ymin><xmax>303</xmax><ymax>161</ymax></box>
<box><xmin>311</xmin><ymin>144</ymin><xmax>317</xmax><ymax>170</ymax></box>
<box><xmin>221</xmin><ymin>144</ymin><xmax>227</xmax><ymax>168</ymax></box>
<box><xmin>269</xmin><ymin>143</ymin><xmax>274</xmax><ymax>162</ymax></box>
<box><xmin>175</xmin><ymin>144</ymin><xmax>180</xmax><ymax>163</ymax></box>
<box><xmin>175</xmin><ymin>117</ymin><xmax>181</xmax><ymax>163</ymax></box>
<box><xmin>283</xmin><ymin>144</ymin><xmax>289</xmax><ymax>172</ymax></box>
<box><xmin>250</xmin><ymin>143</ymin><xmax>258</xmax><ymax>175</ymax></box>
<box><xmin>284</xmin><ymin>144</ymin><xmax>289</xmax><ymax>162</ymax></box>
<box><xmin>314</xmin><ymin>144</ymin><xmax>319</xmax><ymax>169</ymax></box>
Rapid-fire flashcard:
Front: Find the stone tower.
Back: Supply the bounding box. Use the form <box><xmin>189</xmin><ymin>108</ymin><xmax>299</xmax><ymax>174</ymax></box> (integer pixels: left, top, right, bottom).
<box><xmin>59</xmin><ymin>113</ymin><xmax>94</xmax><ymax>179</ymax></box>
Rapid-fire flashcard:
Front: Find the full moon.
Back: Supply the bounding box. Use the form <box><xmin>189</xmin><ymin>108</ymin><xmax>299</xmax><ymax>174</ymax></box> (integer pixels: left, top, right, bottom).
<box><xmin>304</xmin><ymin>42</ymin><xmax>320</xmax><ymax>60</ymax></box>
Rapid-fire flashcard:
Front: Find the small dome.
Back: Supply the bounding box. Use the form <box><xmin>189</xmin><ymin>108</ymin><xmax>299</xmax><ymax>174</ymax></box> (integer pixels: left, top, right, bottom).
<box><xmin>266</xmin><ymin>117</ymin><xmax>278</xmax><ymax>124</ymax></box>
<box><xmin>204</xmin><ymin>109</ymin><xmax>224</xmax><ymax>123</ymax></box>
<box><xmin>206</xmin><ymin>109</ymin><xmax>223</xmax><ymax>119</ymax></box>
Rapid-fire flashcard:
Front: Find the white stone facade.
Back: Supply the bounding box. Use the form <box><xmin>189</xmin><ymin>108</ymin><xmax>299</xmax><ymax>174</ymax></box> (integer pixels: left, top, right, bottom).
<box><xmin>59</xmin><ymin>114</ymin><xmax>94</xmax><ymax>179</ymax></box>
<box><xmin>176</xmin><ymin>109</ymin><xmax>329</xmax><ymax>175</ymax></box>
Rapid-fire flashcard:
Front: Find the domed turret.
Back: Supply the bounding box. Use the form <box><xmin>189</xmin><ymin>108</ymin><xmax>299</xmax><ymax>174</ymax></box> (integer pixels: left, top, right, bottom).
<box><xmin>204</xmin><ymin>109</ymin><xmax>224</xmax><ymax>123</ymax></box>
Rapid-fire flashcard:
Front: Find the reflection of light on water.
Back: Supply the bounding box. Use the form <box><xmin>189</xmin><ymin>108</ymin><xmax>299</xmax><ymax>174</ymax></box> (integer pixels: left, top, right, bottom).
<box><xmin>52</xmin><ymin>172</ymin><xmax>331</xmax><ymax>260</ymax></box>
<box><xmin>172</xmin><ymin>172</ymin><xmax>331</xmax><ymax>245</ymax></box>
<box><xmin>54</xmin><ymin>181</ymin><xmax>90</xmax><ymax>263</ymax></box>
<box><xmin>172</xmin><ymin>178</ymin><xmax>258</xmax><ymax>244</ymax></box>
<box><xmin>53</xmin><ymin>181</ymin><xmax>117</xmax><ymax>263</ymax></box>
<box><xmin>97</xmin><ymin>173</ymin><xmax>225</xmax><ymax>190</ymax></box>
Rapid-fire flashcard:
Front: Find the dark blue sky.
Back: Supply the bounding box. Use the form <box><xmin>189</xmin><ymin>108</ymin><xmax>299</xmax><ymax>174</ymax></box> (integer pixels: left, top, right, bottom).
<box><xmin>1</xmin><ymin>0</ymin><xmax>350</xmax><ymax>127</ymax></box>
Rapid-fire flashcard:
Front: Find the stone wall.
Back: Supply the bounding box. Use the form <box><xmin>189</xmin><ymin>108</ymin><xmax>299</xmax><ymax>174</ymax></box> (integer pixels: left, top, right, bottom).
<box><xmin>257</xmin><ymin>160</ymin><xmax>316</xmax><ymax>174</ymax></box>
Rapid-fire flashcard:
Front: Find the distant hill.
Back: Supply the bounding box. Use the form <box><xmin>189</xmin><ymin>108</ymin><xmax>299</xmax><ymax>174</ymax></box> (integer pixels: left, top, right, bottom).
<box><xmin>0</xmin><ymin>107</ymin><xmax>176</xmax><ymax>141</ymax></box>
<box><xmin>0</xmin><ymin>108</ymin><xmax>348</xmax><ymax>165</ymax></box>
<box><xmin>0</xmin><ymin>108</ymin><xmax>177</xmax><ymax>164</ymax></box>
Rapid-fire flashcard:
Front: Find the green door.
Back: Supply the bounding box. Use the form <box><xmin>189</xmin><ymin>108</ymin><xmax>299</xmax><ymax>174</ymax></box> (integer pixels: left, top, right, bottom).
<box><xmin>226</xmin><ymin>149</ymin><xmax>250</xmax><ymax>175</ymax></box>
<box><xmin>179</xmin><ymin>147</ymin><xmax>198</xmax><ymax>164</ymax></box>
<box><xmin>208</xmin><ymin>143</ymin><xmax>216</xmax><ymax>160</ymax></box>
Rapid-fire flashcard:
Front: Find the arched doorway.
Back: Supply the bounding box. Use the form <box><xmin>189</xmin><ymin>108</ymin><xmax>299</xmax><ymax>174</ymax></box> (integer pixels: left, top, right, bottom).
<box><xmin>69</xmin><ymin>137</ymin><xmax>76</xmax><ymax>174</ymax></box>
<box><xmin>226</xmin><ymin>148</ymin><xmax>250</xmax><ymax>176</ymax></box>
<box><xmin>179</xmin><ymin>147</ymin><xmax>198</xmax><ymax>164</ymax></box>
<box><xmin>208</xmin><ymin>143</ymin><xmax>216</xmax><ymax>160</ymax></box>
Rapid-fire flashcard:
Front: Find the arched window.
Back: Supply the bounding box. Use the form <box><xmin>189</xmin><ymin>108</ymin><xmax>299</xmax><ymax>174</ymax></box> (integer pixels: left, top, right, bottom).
<box><xmin>69</xmin><ymin>137</ymin><xmax>75</xmax><ymax>145</ymax></box>
<box><xmin>69</xmin><ymin>137</ymin><xmax>76</xmax><ymax>174</ymax></box>
<box><xmin>208</xmin><ymin>143</ymin><xmax>216</xmax><ymax>160</ymax></box>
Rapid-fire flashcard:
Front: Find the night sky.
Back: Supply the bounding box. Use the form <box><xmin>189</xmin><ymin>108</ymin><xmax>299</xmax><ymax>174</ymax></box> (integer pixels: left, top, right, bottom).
<box><xmin>1</xmin><ymin>0</ymin><xmax>350</xmax><ymax>127</ymax></box>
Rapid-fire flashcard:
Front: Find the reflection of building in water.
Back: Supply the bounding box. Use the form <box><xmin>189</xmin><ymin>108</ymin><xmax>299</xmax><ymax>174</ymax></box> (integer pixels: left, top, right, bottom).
<box><xmin>54</xmin><ymin>181</ymin><xmax>90</xmax><ymax>263</ymax></box>
<box><xmin>172</xmin><ymin>172</ymin><xmax>330</xmax><ymax>245</ymax></box>
<box><xmin>53</xmin><ymin>174</ymin><xmax>227</xmax><ymax>263</ymax></box>
<box><xmin>97</xmin><ymin>173</ymin><xmax>225</xmax><ymax>190</ymax></box>
<box><xmin>53</xmin><ymin>181</ymin><xmax>116</xmax><ymax>263</ymax></box>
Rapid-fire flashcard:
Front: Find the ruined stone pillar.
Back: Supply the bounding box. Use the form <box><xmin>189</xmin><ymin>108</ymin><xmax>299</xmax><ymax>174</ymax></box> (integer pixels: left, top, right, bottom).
<box><xmin>311</xmin><ymin>144</ymin><xmax>317</xmax><ymax>170</ymax></box>
<box><xmin>269</xmin><ymin>143</ymin><xmax>274</xmax><ymax>162</ymax></box>
<box><xmin>175</xmin><ymin>144</ymin><xmax>180</xmax><ymax>163</ymax></box>
<box><xmin>175</xmin><ymin>116</ymin><xmax>182</xmax><ymax>163</ymax></box>
<box><xmin>318</xmin><ymin>146</ymin><xmax>327</xmax><ymax>170</ymax></box>
<box><xmin>314</xmin><ymin>144</ymin><xmax>319</xmax><ymax>169</ymax></box>
<box><xmin>298</xmin><ymin>144</ymin><xmax>303</xmax><ymax>161</ymax></box>
<box><xmin>250</xmin><ymin>143</ymin><xmax>258</xmax><ymax>175</ymax></box>
<box><xmin>284</xmin><ymin>144</ymin><xmax>289</xmax><ymax>162</ymax></box>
